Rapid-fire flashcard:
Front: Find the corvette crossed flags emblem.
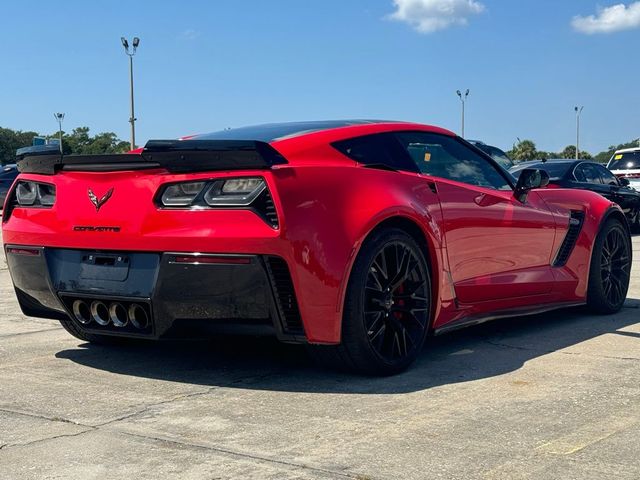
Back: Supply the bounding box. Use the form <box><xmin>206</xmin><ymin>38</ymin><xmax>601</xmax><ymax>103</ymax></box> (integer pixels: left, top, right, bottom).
<box><xmin>88</xmin><ymin>188</ymin><xmax>114</xmax><ymax>212</ymax></box>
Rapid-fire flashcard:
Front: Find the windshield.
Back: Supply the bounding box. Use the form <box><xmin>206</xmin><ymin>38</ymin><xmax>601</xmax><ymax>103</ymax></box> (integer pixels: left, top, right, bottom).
<box><xmin>474</xmin><ymin>144</ymin><xmax>513</xmax><ymax>169</ymax></box>
<box><xmin>608</xmin><ymin>151</ymin><xmax>640</xmax><ymax>170</ymax></box>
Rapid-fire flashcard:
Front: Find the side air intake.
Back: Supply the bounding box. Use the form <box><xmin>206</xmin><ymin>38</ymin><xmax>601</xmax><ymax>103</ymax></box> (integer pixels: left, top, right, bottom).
<box><xmin>553</xmin><ymin>211</ymin><xmax>585</xmax><ymax>267</ymax></box>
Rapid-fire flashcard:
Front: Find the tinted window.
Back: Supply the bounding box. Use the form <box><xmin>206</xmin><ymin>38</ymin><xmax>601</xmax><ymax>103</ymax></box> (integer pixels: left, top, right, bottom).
<box><xmin>475</xmin><ymin>145</ymin><xmax>513</xmax><ymax>169</ymax></box>
<box><xmin>332</xmin><ymin>133</ymin><xmax>418</xmax><ymax>172</ymax></box>
<box><xmin>609</xmin><ymin>151</ymin><xmax>640</xmax><ymax>170</ymax></box>
<box><xmin>574</xmin><ymin>163</ymin><xmax>602</xmax><ymax>184</ymax></box>
<box><xmin>395</xmin><ymin>132</ymin><xmax>511</xmax><ymax>190</ymax></box>
<box><xmin>595</xmin><ymin>164</ymin><xmax>619</xmax><ymax>185</ymax></box>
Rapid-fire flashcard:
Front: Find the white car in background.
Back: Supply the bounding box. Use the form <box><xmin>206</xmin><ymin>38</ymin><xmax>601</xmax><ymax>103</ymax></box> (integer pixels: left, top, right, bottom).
<box><xmin>608</xmin><ymin>147</ymin><xmax>640</xmax><ymax>190</ymax></box>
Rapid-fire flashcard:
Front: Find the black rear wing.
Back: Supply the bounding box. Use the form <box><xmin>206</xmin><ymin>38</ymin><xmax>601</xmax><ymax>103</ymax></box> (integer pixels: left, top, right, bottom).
<box><xmin>16</xmin><ymin>140</ymin><xmax>287</xmax><ymax>175</ymax></box>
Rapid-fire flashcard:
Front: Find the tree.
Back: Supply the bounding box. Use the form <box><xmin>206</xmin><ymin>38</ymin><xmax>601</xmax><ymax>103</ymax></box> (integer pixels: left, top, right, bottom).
<box><xmin>594</xmin><ymin>139</ymin><xmax>640</xmax><ymax>163</ymax></box>
<box><xmin>0</xmin><ymin>126</ymin><xmax>131</xmax><ymax>164</ymax></box>
<box><xmin>0</xmin><ymin>127</ymin><xmax>40</xmax><ymax>164</ymax></box>
<box><xmin>559</xmin><ymin>145</ymin><xmax>592</xmax><ymax>160</ymax></box>
<box><xmin>509</xmin><ymin>139</ymin><xmax>538</xmax><ymax>161</ymax></box>
<box><xmin>536</xmin><ymin>150</ymin><xmax>551</xmax><ymax>161</ymax></box>
<box><xmin>46</xmin><ymin>127</ymin><xmax>131</xmax><ymax>155</ymax></box>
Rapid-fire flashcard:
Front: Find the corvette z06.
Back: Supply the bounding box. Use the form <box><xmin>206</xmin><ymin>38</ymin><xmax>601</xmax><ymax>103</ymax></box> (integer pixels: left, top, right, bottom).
<box><xmin>2</xmin><ymin>121</ymin><xmax>632</xmax><ymax>375</ymax></box>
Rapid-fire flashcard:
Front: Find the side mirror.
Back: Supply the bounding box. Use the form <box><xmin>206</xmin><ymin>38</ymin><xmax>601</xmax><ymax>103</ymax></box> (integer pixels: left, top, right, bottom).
<box><xmin>514</xmin><ymin>168</ymin><xmax>550</xmax><ymax>202</ymax></box>
<box><xmin>620</xmin><ymin>177</ymin><xmax>630</xmax><ymax>187</ymax></box>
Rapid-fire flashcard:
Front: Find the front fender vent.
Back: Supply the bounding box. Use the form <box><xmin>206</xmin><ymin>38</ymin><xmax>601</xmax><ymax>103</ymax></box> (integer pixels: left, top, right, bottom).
<box><xmin>553</xmin><ymin>211</ymin><xmax>585</xmax><ymax>267</ymax></box>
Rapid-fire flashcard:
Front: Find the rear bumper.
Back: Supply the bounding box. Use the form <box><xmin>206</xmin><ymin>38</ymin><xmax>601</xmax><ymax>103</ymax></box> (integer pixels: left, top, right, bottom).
<box><xmin>5</xmin><ymin>245</ymin><xmax>306</xmax><ymax>343</ymax></box>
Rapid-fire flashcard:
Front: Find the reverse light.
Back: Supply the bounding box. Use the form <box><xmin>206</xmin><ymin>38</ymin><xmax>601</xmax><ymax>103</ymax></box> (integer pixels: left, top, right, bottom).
<box><xmin>160</xmin><ymin>181</ymin><xmax>206</xmax><ymax>206</ymax></box>
<box><xmin>16</xmin><ymin>182</ymin><xmax>37</xmax><ymax>206</ymax></box>
<box><xmin>15</xmin><ymin>181</ymin><xmax>56</xmax><ymax>207</ymax></box>
<box><xmin>204</xmin><ymin>177</ymin><xmax>266</xmax><ymax>206</ymax></box>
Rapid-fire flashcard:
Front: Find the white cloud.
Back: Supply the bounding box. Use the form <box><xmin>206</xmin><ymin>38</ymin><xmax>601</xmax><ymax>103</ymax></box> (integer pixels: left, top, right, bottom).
<box><xmin>388</xmin><ymin>0</ymin><xmax>486</xmax><ymax>34</ymax></box>
<box><xmin>572</xmin><ymin>2</ymin><xmax>640</xmax><ymax>34</ymax></box>
<box><xmin>181</xmin><ymin>29</ymin><xmax>201</xmax><ymax>40</ymax></box>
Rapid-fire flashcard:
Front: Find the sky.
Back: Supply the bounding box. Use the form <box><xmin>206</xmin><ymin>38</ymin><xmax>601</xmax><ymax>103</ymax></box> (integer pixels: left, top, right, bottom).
<box><xmin>1</xmin><ymin>0</ymin><xmax>639</xmax><ymax>154</ymax></box>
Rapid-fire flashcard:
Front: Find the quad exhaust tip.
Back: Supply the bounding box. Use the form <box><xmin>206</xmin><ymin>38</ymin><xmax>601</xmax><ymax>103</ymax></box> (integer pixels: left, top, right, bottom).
<box><xmin>109</xmin><ymin>303</ymin><xmax>128</xmax><ymax>327</ymax></box>
<box><xmin>72</xmin><ymin>300</ymin><xmax>91</xmax><ymax>325</ymax></box>
<box><xmin>90</xmin><ymin>301</ymin><xmax>110</xmax><ymax>326</ymax></box>
<box><xmin>128</xmin><ymin>304</ymin><xmax>149</xmax><ymax>329</ymax></box>
<box><xmin>69</xmin><ymin>298</ymin><xmax>150</xmax><ymax>330</ymax></box>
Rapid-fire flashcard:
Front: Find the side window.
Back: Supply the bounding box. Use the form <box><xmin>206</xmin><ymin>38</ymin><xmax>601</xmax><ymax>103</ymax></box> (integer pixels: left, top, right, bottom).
<box><xmin>596</xmin><ymin>165</ymin><xmax>619</xmax><ymax>185</ymax></box>
<box><xmin>332</xmin><ymin>133</ymin><xmax>418</xmax><ymax>172</ymax></box>
<box><xmin>575</xmin><ymin>164</ymin><xmax>602</xmax><ymax>184</ymax></box>
<box><xmin>395</xmin><ymin>132</ymin><xmax>512</xmax><ymax>191</ymax></box>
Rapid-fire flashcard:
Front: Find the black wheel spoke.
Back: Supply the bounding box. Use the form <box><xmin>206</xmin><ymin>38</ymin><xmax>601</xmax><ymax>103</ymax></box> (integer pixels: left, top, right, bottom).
<box><xmin>362</xmin><ymin>240</ymin><xmax>430</xmax><ymax>363</ymax></box>
<box><xmin>599</xmin><ymin>227</ymin><xmax>630</xmax><ymax>306</ymax></box>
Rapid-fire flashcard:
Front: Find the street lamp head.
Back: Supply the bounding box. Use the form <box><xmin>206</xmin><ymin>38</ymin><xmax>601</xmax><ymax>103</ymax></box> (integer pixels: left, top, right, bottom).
<box><xmin>456</xmin><ymin>90</ymin><xmax>462</xmax><ymax>97</ymax></box>
<box><xmin>121</xmin><ymin>37</ymin><xmax>129</xmax><ymax>50</ymax></box>
<box><xmin>465</xmin><ymin>89</ymin><xmax>470</xmax><ymax>97</ymax></box>
<box><xmin>133</xmin><ymin>37</ymin><xmax>140</xmax><ymax>48</ymax></box>
<box><xmin>53</xmin><ymin>113</ymin><xmax>64</xmax><ymax>121</ymax></box>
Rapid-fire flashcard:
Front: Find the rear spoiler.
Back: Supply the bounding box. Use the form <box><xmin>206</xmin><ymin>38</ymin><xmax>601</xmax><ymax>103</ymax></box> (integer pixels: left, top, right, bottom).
<box><xmin>16</xmin><ymin>140</ymin><xmax>287</xmax><ymax>175</ymax></box>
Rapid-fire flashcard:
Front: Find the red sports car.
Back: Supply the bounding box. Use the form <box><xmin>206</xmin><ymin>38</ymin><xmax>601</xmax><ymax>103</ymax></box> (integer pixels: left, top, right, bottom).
<box><xmin>2</xmin><ymin>121</ymin><xmax>632</xmax><ymax>374</ymax></box>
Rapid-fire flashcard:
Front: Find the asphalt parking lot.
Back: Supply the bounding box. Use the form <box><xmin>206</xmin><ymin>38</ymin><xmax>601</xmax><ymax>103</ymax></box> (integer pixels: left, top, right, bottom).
<box><xmin>0</xmin><ymin>233</ymin><xmax>639</xmax><ymax>480</ymax></box>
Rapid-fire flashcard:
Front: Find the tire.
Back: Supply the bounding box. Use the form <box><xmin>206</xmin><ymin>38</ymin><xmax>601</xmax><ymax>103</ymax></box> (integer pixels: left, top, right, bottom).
<box><xmin>587</xmin><ymin>217</ymin><xmax>632</xmax><ymax>314</ymax></box>
<box><xmin>57</xmin><ymin>316</ymin><xmax>127</xmax><ymax>345</ymax></box>
<box><xmin>308</xmin><ymin>228</ymin><xmax>432</xmax><ymax>375</ymax></box>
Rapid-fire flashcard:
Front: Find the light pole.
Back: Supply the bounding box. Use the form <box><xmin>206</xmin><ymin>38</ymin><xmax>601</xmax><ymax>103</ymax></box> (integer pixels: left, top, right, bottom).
<box><xmin>575</xmin><ymin>106</ymin><xmax>584</xmax><ymax>160</ymax></box>
<box><xmin>53</xmin><ymin>113</ymin><xmax>65</xmax><ymax>154</ymax></box>
<box><xmin>121</xmin><ymin>36</ymin><xmax>140</xmax><ymax>150</ymax></box>
<box><xmin>456</xmin><ymin>89</ymin><xmax>470</xmax><ymax>138</ymax></box>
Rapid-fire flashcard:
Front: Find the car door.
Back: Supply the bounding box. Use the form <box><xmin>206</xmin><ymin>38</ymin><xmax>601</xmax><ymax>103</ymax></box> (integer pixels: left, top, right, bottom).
<box><xmin>572</xmin><ymin>162</ymin><xmax>617</xmax><ymax>200</ymax></box>
<box><xmin>595</xmin><ymin>163</ymin><xmax>638</xmax><ymax>215</ymax></box>
<box><xmin>395</xmin><ymin>132</ymin><xmax>557</xmax><ymax>304</ymax></box>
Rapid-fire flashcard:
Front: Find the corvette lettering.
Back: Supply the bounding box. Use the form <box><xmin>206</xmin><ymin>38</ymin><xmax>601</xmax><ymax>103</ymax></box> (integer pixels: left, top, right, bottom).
<box><xmin>73</xmin><ymin>226</ymin><xmax>121</xmax><ymax>232</ymax></box>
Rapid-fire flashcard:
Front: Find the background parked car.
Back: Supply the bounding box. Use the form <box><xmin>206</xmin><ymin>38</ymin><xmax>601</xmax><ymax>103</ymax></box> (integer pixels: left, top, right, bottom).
<box><xmin>467</xmin><ymin>140</ymin><xmax>514</xmax><ymax>170</ymax></box>
<box><xmin>509</xmin><ymin>159</ymin><xmax>640</xmax><ymax>232</ymax></box>
<box><xmin>607</xmin><ymin>147</ymin><xmax>640</xmax><ymax>191</ymax></box>
<box><xmin>0</xmin><ymin>164</ymin><xmax>18</xmax><ymax>208</ymax></box>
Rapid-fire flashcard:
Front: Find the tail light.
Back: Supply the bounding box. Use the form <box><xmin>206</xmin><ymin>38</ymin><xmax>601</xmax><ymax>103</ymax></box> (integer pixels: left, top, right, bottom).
<box><xmin>156</xmin><ymin>177</ymin><xmax>278</xmax><ymax>229</ymax></box>
<box><xmin>3</xmin><ymin>180</ymin><xmax>56</xmax><ymax>223</ymax></box>
<box><xmin>15</xmin><ymin>181</ymin><xmax>56</xmax><ymax>207</ymax></box>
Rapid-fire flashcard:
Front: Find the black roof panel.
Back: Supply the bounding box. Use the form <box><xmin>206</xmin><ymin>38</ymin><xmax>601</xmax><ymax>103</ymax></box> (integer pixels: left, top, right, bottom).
<box><xmin>192</xmin><ymin>120</ymin><xmax>391</xmax><ymax>143</ymax></box>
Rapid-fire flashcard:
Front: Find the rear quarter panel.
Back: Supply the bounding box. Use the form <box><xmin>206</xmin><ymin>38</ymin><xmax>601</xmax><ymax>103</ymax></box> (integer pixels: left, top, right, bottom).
<box><xmin>271</xmin><ymin>163</ymin><xmax>445</xmax><ymax>343</ymax></box>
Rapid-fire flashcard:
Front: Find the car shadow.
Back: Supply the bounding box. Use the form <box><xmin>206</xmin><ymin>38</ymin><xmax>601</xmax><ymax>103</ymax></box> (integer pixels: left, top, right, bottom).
<box><xmin>56</xmin><ymin>300</ymin><xmax>640</xmax><ymax>394</ymax></box>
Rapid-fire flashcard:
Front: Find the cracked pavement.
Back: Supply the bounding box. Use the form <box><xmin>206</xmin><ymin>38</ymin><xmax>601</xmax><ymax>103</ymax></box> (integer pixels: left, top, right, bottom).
<box><xmin>0</xmin><ymin>234</ymin><xmax>639</xmax><ymax>479</ymax></box>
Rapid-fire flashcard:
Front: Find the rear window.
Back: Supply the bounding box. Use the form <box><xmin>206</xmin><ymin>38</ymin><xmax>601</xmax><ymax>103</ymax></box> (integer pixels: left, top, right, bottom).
<box><xmin>609</xmin><ymin>151</ymin><xmax>640</xmax><ymax>170</ymax></box>
<box><xmin>332</xmin><ymin>133</ymin><xmax>418</xmax><ymax>172</ymax></box>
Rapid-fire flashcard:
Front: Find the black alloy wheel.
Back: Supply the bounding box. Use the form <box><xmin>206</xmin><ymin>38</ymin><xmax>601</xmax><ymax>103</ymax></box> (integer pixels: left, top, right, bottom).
<box><xmin>588</xmin><ymin>217</ymin><xmax>632</xmax><ymax>314</ymax></box>
<box><xmin>364</xmin><ymin>241</ymin><xmax>430</xmax><ymax>363</ymax></box>
<box><xmin>599</xmin><ymin>226</ymin><xmax>631</xmax><ymax>307</ymax></box>
<box><xmin>308</xmin><ymin>228</ymin><xmax>432</xmax><ymax>375</ymax></box>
